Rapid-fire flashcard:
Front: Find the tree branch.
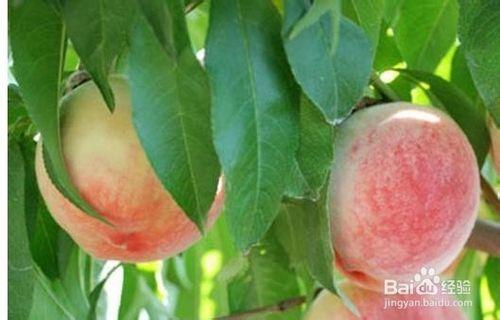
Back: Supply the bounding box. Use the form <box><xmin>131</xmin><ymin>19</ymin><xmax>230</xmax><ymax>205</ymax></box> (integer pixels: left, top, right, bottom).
<box><xmin>185</xmin><ymin>0</ymin><xmax>204</xmax><ymax>13</ymax></box>
<box><xmin>214</xmin><ymin>296</ymin><xmax>306</xmax><ymax>320</ymax></box>
<box><xmin>370</xmin><ymin>72</ymin><xmax>401</xmax><ymax>102</ymax></box>
<box><xmin>481</xmin><ymin>175</ymin><xmax>500</xmax><ymax>215</ymax></box>
<box><xmin>354</xmin><ymin>96</ymin><xmax>384</xmax><ymax>111</ymax></box>
<box><xmin>466</xmin><ymin>219</ymin><xmax>500</xmax><ymax>257</ymax></box>
<box><xmin>64</xmin><ymin>70</ymin><xmax>90</xmax><ymax>94</ymax></box>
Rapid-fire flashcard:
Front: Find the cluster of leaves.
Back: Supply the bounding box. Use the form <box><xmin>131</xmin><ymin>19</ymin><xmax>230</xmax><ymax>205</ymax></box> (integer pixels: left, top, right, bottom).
<box><xmin>8</xmin><ymin>0</ymin><xmax>500</xmax><ymax>319</ymax></box>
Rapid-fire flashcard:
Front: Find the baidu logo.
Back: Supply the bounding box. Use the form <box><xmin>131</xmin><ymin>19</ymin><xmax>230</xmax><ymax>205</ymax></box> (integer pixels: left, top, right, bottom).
<box><xmin>384</xmin><ymin>267</ymin><xmax>468</xmax><ymax>296</ymax></box>
<box><xmin>413</xmin><ymin>267</ymin><xmax>440</xmax><ymax>295</ymax></box>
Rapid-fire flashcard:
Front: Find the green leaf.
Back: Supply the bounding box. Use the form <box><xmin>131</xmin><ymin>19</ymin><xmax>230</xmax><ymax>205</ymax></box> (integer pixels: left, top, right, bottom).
<box><xmin>374</xmin><ymin>22</ymin><xmax>403</xmax><ymax>71</ymax></box>
<box><xmin>288</xmin><ymin>0</ymin><xmax>341</xmax><ymax>54</ymax></box>
<box><xmin>458</xmin><ymin>0</ymin><xmax>500</xmax><ymax>125</ymax></box>
<box><xmin>285</xmin><ymin>97</ymin><xmax>334</xmax><ymax>200</ymax></box>
<box><xmin>342</xmin><ymin>0</ymin><xmax>384</xmax><ymax>48</ymax></box>
<box><xmin>63</xmin><ymin>43</ymin><xmax>80</xmax><ymax>72</ymax></box>
<box><xmin>8</xmin><ymin>140</ymin><xmax>35</xmax><ymax>320</ymax></box>
<box><xmin>453</xmin><ymin>250</ymin><xmax>484</xmax><ymax>319</ymax></box>
<box><xmin>162</xmin><ymin>214</ymin><xmax>235</xmax><ymax>318</ymax></box>
<box><xmin>163</xmin><ymin>215</ymin><xmax>237</xmax><ymax>319</ymax></box>
<box><xmin>275</xmin><ymin>190</ymin><xmax>335</xmax><ymax>293</ymax></box>
<box><xmin>61</xmin><ymin>243</ymin><xmax>91</xmax><ymax>318</ymax></box>
<box><xmin>163</xmin><ymin>254</ymin><xmax>203</xmax><ymax>319</ymax></box>
<box><xmin>227</xmin><ymin>231</ymin><xmax>302</xmax><ymax>320</ymax></box>
<box><xmin>206</xmin><ymin>0</ymin><xmax>299</xmax><ymax>249</ymax></box>
<box><xmin>8</xmin><ymin>147</ymin><xmax>89</xmax><ymax>319</ymax></box>
<box><xmin>30</xmin><ymin>203</ymin><xmax>61</xmax><ymax>280</ymax></box>
<box><xmin>135</xmin><ymin>0</ymin><xmax>179</xmax><ymax>53</ymax></box>
<box><xmin>484</xmin><ymin>256</ymin><xmax>500</xmax><ymax>306</ymax></box>
<box><xmin>119</xmin><ymin>265</ymin><xmax>168</xmax><ymax>320</ymax></box>
<box><xmin>283</xmin><ymin>0</ymin><xmax>373</xmax><ymax>123</ymax></box>
<box><xmin>9</xmin><ymin>0</ymin><xmax>102</xmax><ymax>222</ymax></box>
<box><xmin>8</xmin><ymin>84</ymin><xmax>27</xmax><ymax>127</ymax></box>
<box><xmin>29</xmin><ymin>238</ymin><xmax>106</xmax><ymax>319</ymax></box>
<box><xmin>129</xmin><ymin>0</ymin><xmax>220</xmax><ymax>231</ymax></box>
<box><xmin>396</xmin><ymin>69</ymin><xmax>490</xmax><ymax>165</ymax></box>
<box><xmin>18</xmin><ymin>139</ymin><xmax>39</xmax><ymax>239</ymax></box>
<box><xmin>450</xmin><ymin>46</ymin><xmax>478</xmax><ymax>102</ymax></box>
<box><xmin>296</xmin><ymin>97</ymin><xmax>334</xmax><ymax>199</ymax></box>
<box><xmin>17</xmin><ymin>139</ymin><xmax>61</xmax><ymax>280</ymax></box>
<box><xmin>83</xmin><ymin>259</ymin><xmax>106</xmax><ymax>299</ymax></box>
<box><xmin>31</xmin><ymin>246</ymin><xmax>105</xmax><ymax>320</ymax></box>
<box><xmin>394</xmin><ymin>0</ymin><xmax>458</xmax><ymax>71</ymax></box>
<box><xmin>186</xmin><ymin>1</ymin><xmax>210</xmax><ymax>52</ymax></box>
<box><xmin>63</xmin><ymin>0</ymin><xmax>135</xmax><ymax>111</ymax></box>
<box><xmin>284</xmin><ymin>159</ymin><xmax>312</xmax><ymax>199</ymax></box>
<box><xmin>29</xmin><ymin>267</ymin><xmax>77</xmax><ymax>320</ymax></box>
<box><xmin>383</xmin><ymin>0</ymin><xmax>403</xmax><ymax>25</ymax></box>
<box><xmin>86</xmin><ymin>264</ymin><xmax>121</xmax><ymax>320</ymax></box>
<box><xmin>386</xmin><ymin>75</ymin><xmax>413</xmax><ymax>101</ymax></box>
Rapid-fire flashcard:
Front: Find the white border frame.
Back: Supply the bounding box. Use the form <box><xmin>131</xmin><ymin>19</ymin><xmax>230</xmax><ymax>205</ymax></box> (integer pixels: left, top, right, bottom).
<box><xmin>2</xmin><ymin>0</ymin><xmax>9</xmax><ymax>316</ymax></box>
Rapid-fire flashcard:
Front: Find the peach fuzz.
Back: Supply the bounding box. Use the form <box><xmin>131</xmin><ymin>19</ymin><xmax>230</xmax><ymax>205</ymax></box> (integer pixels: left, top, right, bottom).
<box><xmin>330</xmin><ymin>102</ymin><xmax>479</xmax><ymax>290</ymax></box>
<box><xmin>35</xmin><ymin>77</ymin><xmax>223</xmax><ymax>262</ymax></box>
<box><xmin>306</xmin><ymin>282</ymin><xmax>466</xmax><ymax>320</ymax></box>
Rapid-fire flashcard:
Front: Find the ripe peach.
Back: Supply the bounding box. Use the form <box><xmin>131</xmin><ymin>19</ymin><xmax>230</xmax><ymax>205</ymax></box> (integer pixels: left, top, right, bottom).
<box><xmin>330</xmin><ymin>102</ymin><xmax>479</xmax><ymax>290</ymax></box>
<box><xmin>35</xmin><ymin>77</ymin><xmax>223</xmax><ymax>262</ymax></box>
<box><xmin>306</xmin><ymin>282</ymin><xmax>466</xmax><ymax>320</ymax></box>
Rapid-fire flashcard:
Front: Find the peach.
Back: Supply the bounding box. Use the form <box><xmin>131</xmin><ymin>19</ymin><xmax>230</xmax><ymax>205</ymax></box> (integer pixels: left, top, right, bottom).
<box><xmin>35</xmin><ymin>77</ymin><xmax>223</xmax><ymax>262</ymax></box>
<box><xmin>330</xmin><ymin>102</ymin><xmax>479</xmax><ymax>290</ymax></box>
<box><xmin>306</xmin><ymin>282</ymin><xmax>467</xmax><ymax>319</ymax></box>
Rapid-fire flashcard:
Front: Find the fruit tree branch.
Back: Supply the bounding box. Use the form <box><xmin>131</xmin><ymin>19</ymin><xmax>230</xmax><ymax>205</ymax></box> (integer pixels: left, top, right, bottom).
<box><xmin>354</xmin><ymin>96</ymin><xmax>384</xmax><ymax>111</ymax></box>
<box><xmin>185</xmin><ymin>0</ymin><xmax>204</xmax><ymax>13</ymax></box>
<box><xmin>481</xmin><ymin>175</ymin><xmax>500</xmax><ymax>215</ymax></box>
<box><xmin>214</xmin><ymin>296</ymin><xmax>306</xmax><ymax>320</ymax></box>
<box><xmin>466</xmin><ymin>219</ymin><xmax>500</xmax><ymax>257</ymax></box>
<box><xmin>370</xmin><ymin>73</ymin><xmax>401</xmax><ymax>102</ymax></box>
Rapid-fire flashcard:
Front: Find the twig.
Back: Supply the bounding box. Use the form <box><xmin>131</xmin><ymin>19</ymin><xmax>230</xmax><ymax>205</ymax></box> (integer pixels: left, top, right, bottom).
<box><xmin>466</xmin><ymin>219</ymin><xmax>500</xmax><ymax>257</ymax></box>
<box><xmin>185</xmin><ymin>0</ymin><xmax>204</xmax><ymax>13</ymax></box>
<box><xmin>370</xmin><ymin>72</ymin><xmax>401</xmax><ymax>102</ymax></box>
<box><xmin>481</xmin><ymin>175</ymin><xmax>500</xmax><ymax>215</ymax></box>
<box><xmin>64</xmin><ymin>70</ymin><xmax>91</xmax><ymax>94</ymax></box>
<box><xmin>214</xmin><ymin>296</ymin><xmax>306</xmax><ymax>320</ymax></box>
<box><xmin>354</xmin><ymin>96</ymin><xmax>384</xmax><ymax>111</ymax></box>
